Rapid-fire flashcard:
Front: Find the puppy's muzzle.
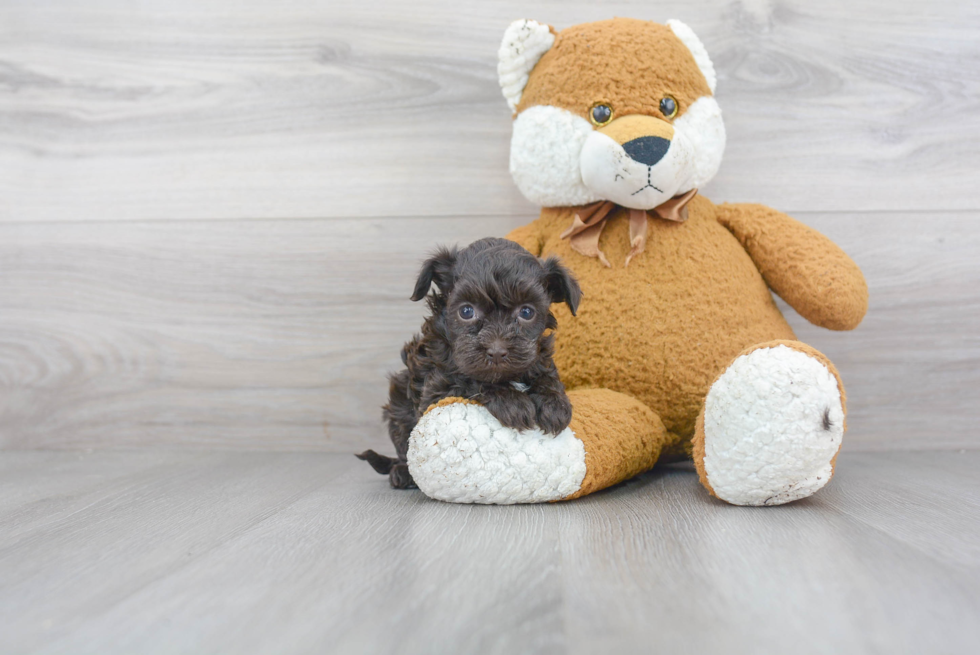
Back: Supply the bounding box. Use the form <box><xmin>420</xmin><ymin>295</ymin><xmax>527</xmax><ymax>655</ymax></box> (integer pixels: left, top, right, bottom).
<box><xmin>597</xmin><ymin>114</ymin><xmax>675</xmax><ymax>167</ymax></box>
<box><xmin>485</xmin><ymin>340</ymin><xmax>509</xmax><ymax>365</ymax></box>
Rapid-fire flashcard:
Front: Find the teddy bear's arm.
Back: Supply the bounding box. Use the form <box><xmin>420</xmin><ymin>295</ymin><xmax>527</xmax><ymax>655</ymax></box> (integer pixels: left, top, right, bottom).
<box><xmin>717</xmin><ymin>202</ymin><xmax>868</xmax><ymax>331</ymax></box>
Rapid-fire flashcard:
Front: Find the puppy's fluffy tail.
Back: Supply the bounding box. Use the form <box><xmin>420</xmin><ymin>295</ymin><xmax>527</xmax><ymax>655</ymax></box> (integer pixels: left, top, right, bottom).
<box><xmin>356</xmin><ymin>450</ymin><xmax>417</xmax><ymax>489</ymax></box>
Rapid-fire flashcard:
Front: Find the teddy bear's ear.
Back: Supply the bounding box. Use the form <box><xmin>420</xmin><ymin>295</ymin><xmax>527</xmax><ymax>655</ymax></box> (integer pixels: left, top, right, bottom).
<box><xmin>666</xmin><ymin>19</ymin><xmax>717</xmax><ymax>94</ymax></box>
<box><xmin>498</xmin><ymin>19</ymin><xmax>556</xmax><ymax>112</ymax></box>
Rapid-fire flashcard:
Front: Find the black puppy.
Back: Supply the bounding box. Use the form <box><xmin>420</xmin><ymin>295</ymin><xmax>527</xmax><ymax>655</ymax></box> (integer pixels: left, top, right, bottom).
<box><xmin>357</xmin><ymin>237</ymin><xmax>582</xmax><ymax>489</ymax></box>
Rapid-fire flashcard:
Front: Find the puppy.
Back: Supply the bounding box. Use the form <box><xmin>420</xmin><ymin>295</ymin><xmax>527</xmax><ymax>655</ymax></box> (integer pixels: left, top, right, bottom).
<box><xmin>357</xmin><ymin>237</ymin><xmax>582</xmax><ymax>489</ymax></box>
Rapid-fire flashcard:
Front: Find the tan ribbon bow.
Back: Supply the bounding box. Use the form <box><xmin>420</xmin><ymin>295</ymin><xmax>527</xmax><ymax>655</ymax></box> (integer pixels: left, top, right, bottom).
<box><xmin>559</xmin><ymin>189</ymin><xmax>698</xmax><ymax>267</ymax></box>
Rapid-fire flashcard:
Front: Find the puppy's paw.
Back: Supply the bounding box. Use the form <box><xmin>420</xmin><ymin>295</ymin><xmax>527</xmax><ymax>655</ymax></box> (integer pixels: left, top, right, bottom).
<box><xmin>389</xmin><ymin>462</ymin><xmax>417</xmax><ymax>489</ymax></box>
<box><xmin>533</xmin><ymin>392</ymin><xmax>573</xmax><ymax>435</ymax></box>
<box><xmin>485</xmin><ymin>393</ymin><xmax>537</xmax><ymax>431</ymax></box>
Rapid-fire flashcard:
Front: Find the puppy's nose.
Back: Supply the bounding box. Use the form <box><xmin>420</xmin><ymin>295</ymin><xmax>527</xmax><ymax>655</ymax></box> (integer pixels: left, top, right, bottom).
<box><xmin>486</xmin><ymin>342</ymin><xmax>508</xmax><ymax>364</ymax></box>
<box><xmin>622</xmin><ymin>136</ymin><xmax>671</xmax><ymax>167</ymax></box>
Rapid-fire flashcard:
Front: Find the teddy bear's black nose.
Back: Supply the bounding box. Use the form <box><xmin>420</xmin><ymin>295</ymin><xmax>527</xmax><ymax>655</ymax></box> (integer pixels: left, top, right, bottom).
<box><xmin>622</xmin><ymin>136</ymin><xmax>671</xmax><ymax>167</ymax></box>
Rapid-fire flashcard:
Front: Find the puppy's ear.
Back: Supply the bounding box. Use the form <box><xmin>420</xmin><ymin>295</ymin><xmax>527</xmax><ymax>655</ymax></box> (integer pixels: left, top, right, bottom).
<box><xmin>411</xmin><ymin>246</ymin><xmax>458</xmax><ymax>301</ymax></box>
<box><xmin>541</xmin><ymin>256</ymin><xmax>582</xmax><ymax>316</ymax></box>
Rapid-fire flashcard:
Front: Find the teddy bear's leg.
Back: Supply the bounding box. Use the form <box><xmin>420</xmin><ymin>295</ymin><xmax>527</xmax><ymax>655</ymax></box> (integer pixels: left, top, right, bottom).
<box><xmin>692</xmin><ymin>340</ymin><xmax>846</xmax><ymax>506</ymax></box>
<box><xmin>407</xmin><ymin>389</ymin><xmax>671</xmax><ymax>504</ymax></box>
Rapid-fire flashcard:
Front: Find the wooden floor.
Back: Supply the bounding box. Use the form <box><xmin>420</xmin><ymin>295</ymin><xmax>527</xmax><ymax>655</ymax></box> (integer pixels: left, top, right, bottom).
<box><xmin>1</xmin><ymin>449</ymin><xmax>977</xmax><ymax>654</ymax></box>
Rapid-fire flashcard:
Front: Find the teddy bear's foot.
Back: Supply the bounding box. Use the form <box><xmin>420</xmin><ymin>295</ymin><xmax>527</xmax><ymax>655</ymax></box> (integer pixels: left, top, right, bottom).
<box><xmin>407</xmin><ymin>390</ymin><xmax>669</xmax><ymax>504</ymax></box>
<box><xmin>407</xmin><ymin>399</ymin><xmax>587</xmax><ymax>504</ymax></box>
<box><xmin>693</xmin><ymin>341</ymin><xmax>846</xmax><ymax>506</ymax></box>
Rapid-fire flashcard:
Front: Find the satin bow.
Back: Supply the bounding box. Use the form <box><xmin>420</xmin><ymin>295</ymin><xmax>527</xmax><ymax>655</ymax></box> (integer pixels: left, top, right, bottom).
<box><xmin>559</xmin><ymin>189</ymin><xmax>698</xmax><ymax>267</ymax></box>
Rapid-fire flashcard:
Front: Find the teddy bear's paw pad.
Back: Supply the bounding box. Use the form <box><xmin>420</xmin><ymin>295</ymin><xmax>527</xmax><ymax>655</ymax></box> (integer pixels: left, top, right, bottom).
<box><xmin>407</xmin><ymin>402</ymin><xmax>587</xmax><ymax>504</ymax></box>
<box><xmin>703</xmin><ymin>345</ymin><xmax>844</xmax><ymax>506</ymax></box>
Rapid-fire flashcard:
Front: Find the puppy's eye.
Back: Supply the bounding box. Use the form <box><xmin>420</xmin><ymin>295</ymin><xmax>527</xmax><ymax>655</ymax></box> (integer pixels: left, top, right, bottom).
<box><xmin>458</xmin><ymin>304</ymin><xmax>475</xmax><ymax>320</ymax></box>
<box><xmin>518</xmin><ymin>306</ymin><xmax>535</xmax><ymax>321</ymax></box>
<box><xmin>590</xmin><ymin>103</ymin><xmax>613</xmax><ymax>126</ymax></box>
<box><xmin>659</xmin><ymin>96</ymin><xmax>678</xmax><ymax>119</ymax></box>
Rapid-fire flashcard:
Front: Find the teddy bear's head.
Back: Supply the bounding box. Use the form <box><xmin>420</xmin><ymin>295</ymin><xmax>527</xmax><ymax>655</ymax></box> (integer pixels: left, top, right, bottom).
<box><xmin>498</xmin><ymin>18</ymin><xmax>725</xmax><ymax>210</ymax></box>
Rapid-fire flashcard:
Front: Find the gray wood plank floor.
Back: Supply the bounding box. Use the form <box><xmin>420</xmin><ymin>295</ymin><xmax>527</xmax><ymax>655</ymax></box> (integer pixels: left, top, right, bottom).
<box><xmin>1</xmin><ymin>450</ymin><xmax>977</xmax><ymax>654</ymax></box>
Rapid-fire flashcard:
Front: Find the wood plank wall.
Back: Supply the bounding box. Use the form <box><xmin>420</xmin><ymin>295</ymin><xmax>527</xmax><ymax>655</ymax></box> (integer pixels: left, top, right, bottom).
<box><xmin>1</xmin><ymin>1</ymin><xmax>978</xmax><ymax>452</ymax></box>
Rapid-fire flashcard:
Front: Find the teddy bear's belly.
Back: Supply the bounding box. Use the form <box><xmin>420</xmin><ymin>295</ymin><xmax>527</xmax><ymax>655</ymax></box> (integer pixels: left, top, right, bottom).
<box><xmin>543</xmin><ymin>211</ymin><xmax>796</xmax><ymax>443</ymax></box>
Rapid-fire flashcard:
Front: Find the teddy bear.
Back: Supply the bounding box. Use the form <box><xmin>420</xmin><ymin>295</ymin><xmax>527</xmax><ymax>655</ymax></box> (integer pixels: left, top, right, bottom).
<box><xmin>404</xmin><ymin>17</ymin><xmax>868</xmax><ymax>506</ymax></box>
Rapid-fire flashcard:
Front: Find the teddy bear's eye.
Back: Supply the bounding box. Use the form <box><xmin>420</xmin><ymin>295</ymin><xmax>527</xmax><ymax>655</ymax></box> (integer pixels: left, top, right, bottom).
<box><xmin>660</xmin><ymin>96</ymin><xmax>678</xmax><ymax>119</ymax></box>
<box><xmin>590</xmin><ymin>103</ymin><xmax>613</xmax><ymax>126</ymax></box>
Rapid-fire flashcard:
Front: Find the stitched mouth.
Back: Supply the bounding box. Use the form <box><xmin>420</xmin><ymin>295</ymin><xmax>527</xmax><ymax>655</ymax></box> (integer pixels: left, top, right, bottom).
<box><xmin>631</xmin><ymin>183</ymin><xmax>663</xmax><ymax>196</ymax></box>
<box><xmin>631</xmin><ymin>166</ymin><xmax>663</xmax><ymax>196</ymax></box>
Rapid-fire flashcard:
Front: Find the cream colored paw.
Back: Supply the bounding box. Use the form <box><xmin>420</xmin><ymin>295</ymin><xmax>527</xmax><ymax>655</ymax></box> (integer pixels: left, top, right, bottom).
<box><xmin>407</xmin><ymin>401</ymin><xmax>587</xmax><ymax>504</ymax></box>
<box><xmin>702</xmin><ymin>345</ymin><xmax>844</xmax><ymax>506</ymax></box>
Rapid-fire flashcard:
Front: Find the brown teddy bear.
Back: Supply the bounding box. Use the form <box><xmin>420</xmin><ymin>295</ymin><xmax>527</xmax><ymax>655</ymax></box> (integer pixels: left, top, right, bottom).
<box><xmin>405</xmin><ymin>17</ymin><xmax>868</xmax><ymax>506</ymax></box>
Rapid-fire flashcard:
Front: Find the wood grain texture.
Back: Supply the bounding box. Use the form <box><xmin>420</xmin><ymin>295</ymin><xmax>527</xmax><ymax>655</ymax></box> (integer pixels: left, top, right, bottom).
<box><xmin>2</xmin><ymin>212</ymin><xmax>977</xmax><ymax>452</ymax></box>
<box><xmin>1</xmin><ymin>0</ymin><xmax>978</xmax><ymax>222</ymax></box>
<box><xmin>559</xmin><ymin>451</ymin><xmax>980</xmax><ymax>654</ymax></box>
<box><xmin>0</xmin><ymin>215</ymin><xmax>517</xmax><ymax>452</ymax></box>
<box><xmin>0</xmin><ymin>1</ymin><xmax>977</xmax><ymax>452</ymax></box>
<box><xmin>0</xmin><ymin>450</ymin><xmax>977</xmax><ymax>654</ymax></box>
<box><xmin>0</xmin><ymin>214</ymin><xmax>980</xmax><ymax>452</ymax></box>
<box><xmin>2</xmin><ymin>4</ymin><xmax>976</xmax><ymax>649</ymax></box>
